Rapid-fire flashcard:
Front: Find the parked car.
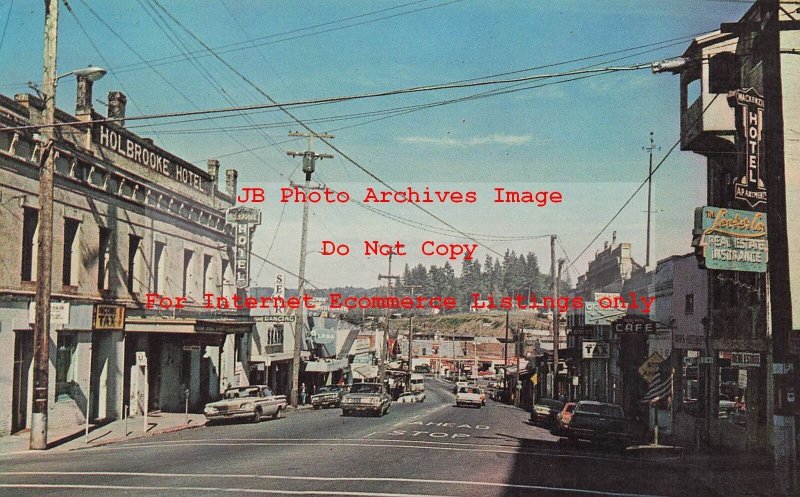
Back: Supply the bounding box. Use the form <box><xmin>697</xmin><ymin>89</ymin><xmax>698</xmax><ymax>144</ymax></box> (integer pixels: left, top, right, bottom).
<box><xmin>203</xmin><ymin>385</ymin><xmax>287</xmax><ymax>424</ymax></box>
<box><xmin>531</xmin><ymin>398</ymin><xmax>564</xmax><ymax>427</ymax></box>
<box><xmin>341</xmin><ymin>383</ymin><xmax>392</xmax><ymax>416</ymax></box>
<box><xmin>455</xmin><ymin>386</ymin><xmax>484</xmax><ymax>408</ymax></box>
<box><xmin>397</xmin><ymin>392</ymin><xmax>418</xmax><ymax>403</ymax></box>
<box><xmin>565</xmin><ymin>401</ymin><xmax>646</xmax><ymax>449</ymax></box>
<box><xmin>311</xmin><ymin>385</ymin><xmax>350</xmax><ymax>409</ymax></box>
<box><xmin>550</xmin><ymin>402</ymin><xmax>577</xmax><ymax>436</ymax></box>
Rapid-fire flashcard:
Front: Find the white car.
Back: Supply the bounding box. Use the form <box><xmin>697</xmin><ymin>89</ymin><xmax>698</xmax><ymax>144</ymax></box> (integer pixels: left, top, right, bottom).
<box><xmin>204</xmin><ymin>385</ymin><xmax>287</xmax><ymax>424</ymax></box>
<box><xmin>455</xmin><ymin>386</ymin><xmax>484</xmax><ymax>408</ymax></box>
<box><xmin>397</xmin><ymin>392</ymin><xmax>418</xmax><ymax>403</ymax></box>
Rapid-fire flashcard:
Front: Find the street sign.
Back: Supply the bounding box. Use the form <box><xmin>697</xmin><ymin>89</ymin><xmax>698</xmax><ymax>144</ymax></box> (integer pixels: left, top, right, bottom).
<box><xmin>612</xmin><ymin>316</ymin><xmax>657</xmax><ymax>334</ymax></box>
<box><xmin>638</xmin><ymin>352</ymin><xmax>665</xmax><ymax>383</ymax></box>
<box><xmin>254</xmin><ymin>315</ymin><xmax>297</xmax><ymax>323</ymax></box>
<box><xmin>731</xmin><ymin>352</ymin><xmax>761</xmax><ymax>368</ymax></box>
<box><xmin>582</xmin><ymin>341</ymin><xmax>609</xmax><ymax>359</ymax></box>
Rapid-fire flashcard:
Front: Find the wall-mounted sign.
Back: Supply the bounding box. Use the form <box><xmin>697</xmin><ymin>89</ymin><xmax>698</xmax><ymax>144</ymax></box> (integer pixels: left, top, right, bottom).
<box><xmin>584</xmin><ymin>301</ymin><xmax>627</xmax><ymax>325</ymax></box>
<box><xmin>227</xmin><ymin>206</ymin><xmax>261</xmax><ymax>289</ymax></box>
<box><xmin>727</xmin><ymin>88</ymin><xmax>766</xmax><ymax>208</ymax></box>
<box><xmin>28</xmin><ymin>302</ymin><xmax>70</xmax><ymax>327</ymax></box>
<box><xmin>92</xmin><ymin>304</ymin><xmax>126</xmax><ymax>330</ymax></box>
<box><xmin>254</xmin><ymin>315</ymin><xmax>296</xmax><ymax>323</ymax></box>
<box><xmin>582</xmin><ymin>341</ymin><xmax>609</xmax><ymax>359</ymax></box>
<box><xmin>638</xmin><ymin>352</ymin><xmax>665</xmax><ymax>383</ymax></box>
<box><xmin>612</xmin><ymin>316</ymin><xmax>657</xmax><ymax>334</ymax></box>
<box><xmin>731</xmin><ymin>352</ymin><xmax>761</xmax><ymax>368</ymax></box>
<box><xmin>96</xmin><ymin>125</ymin><xmax>208</xmax><ymax>192</ymax></box>
<box><xmin>693</xmin><ymin>206</ymin><xmax>767</xmax><ymax>273</ymax></box>
<box><xmin>136</xmin><ymin>351</ymin><xmax>147</xmax><ymax>367</ymax></box>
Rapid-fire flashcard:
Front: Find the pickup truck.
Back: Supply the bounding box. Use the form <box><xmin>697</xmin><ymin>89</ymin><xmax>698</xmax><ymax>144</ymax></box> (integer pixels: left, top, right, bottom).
<box><xmin>455</xmin><ymin>386</ymin><xmax>484</xmax><ymax>408</ymax></box>
<box><xmin>203</xmin><ymin>385</ymin><xmax>287</xmax><ymax>424</ymax></box>
<box><xmin>564</xmin><ymin>401</ymin><xmax>644</xmax><ymax>448</ymax></box>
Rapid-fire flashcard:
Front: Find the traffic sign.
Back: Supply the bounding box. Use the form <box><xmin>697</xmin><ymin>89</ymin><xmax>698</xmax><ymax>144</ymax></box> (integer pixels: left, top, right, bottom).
<box><xmin>638</xmin><ymin>352</ymin><xmax>665</xmax><ymax>383</ymax></box>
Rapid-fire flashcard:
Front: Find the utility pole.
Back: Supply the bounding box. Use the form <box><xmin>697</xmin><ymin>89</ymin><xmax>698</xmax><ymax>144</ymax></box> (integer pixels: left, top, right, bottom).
<box><xmin>504</xmin><ymin>311</ymin><xmax>509</xmax><ymax>399</ymax></box>
<box><xmin>377</xmin><ymin>251</ymin><xmax>399</xmax><ymax>383</ymax></box>
<box><xmin>550</xmin><ymin>235</ymin><xmax>557</xmax><ymax>399</ymax></box>
<box><xmin>30</xmin><ymin>0</ymin><xmax>59</xmax><ymax>451</ymax></box>
<box><xmin>643</xmin><ymin>132</ymin><xmax>660</xmax><ymax>269</ymax></box>
<box><xmin>554</xmin><ymin>258</ymin><xmax>565</xmax><ymax>401</ymax></box>
<box><xmin>404</xmin><ymin>284</ymin><xmax>422</xmax><ymax>389</ymax></box>
<box><xmin>286</xmin><ymin>131</ymin><xmax>333</xmax><ymax>408</ymax></box>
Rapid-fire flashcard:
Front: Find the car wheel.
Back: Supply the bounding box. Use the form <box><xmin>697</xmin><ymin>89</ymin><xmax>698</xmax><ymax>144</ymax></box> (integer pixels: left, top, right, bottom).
<box><xmin>272</xmin><ymin>407</ymin><xmax>282</xmax><ymax>420</ymax></box>
<box><xmin>313</xmin><ymin>405</ymin><xmax>320</xmax><ymax>410</ymax></box>
<box><xmin>251</xmin><ymin>407</ymin><xmax>262</xmax><ymax>423</ymax></box>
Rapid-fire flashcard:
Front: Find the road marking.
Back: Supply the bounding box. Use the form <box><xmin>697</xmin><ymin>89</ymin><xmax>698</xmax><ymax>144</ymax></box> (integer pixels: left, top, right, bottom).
<box><xmin>0</xmin><ymin>472</ymin><xmax>670</xmax><ymax>497</ymax></box>
<box><xmin>362</xmin><ymin>432</ymin><xmax>377</xmax><ymax>439</ymax></box>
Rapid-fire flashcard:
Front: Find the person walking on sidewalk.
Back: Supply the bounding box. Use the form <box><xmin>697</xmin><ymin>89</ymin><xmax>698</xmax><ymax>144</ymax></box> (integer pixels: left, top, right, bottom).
<box><xmin>300</xmin><ymin>383</ymin><xmax>307</xmax><ymax>405</ymax></box>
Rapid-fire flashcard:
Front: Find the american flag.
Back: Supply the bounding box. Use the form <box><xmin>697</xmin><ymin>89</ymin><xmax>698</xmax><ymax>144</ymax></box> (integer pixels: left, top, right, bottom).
<box><xmin>642</xmin><ymin>354</ymin><xmax>673</xmax><ymax>405</ymax></box>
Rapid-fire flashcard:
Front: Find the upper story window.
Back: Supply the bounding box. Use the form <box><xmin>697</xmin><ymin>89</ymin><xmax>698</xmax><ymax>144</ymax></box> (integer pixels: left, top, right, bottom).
<box><xmin>182</xmin><ymin>249</ymin><xmax>194</xmax><ymax>298</ymax></box>
<box><xmin>203</xmin><ymin>254</ymin><xmax>214</xmax><ymax>296</ymax></box>
<box><xmin>685</xmin><ymin>293</ymin><xmax>695</xmax><ymax>315</ymax></box>
<box><xmin>62</xmin><ymin>218</ymin><xmax>80</xmax><ymax>287</ymax></box>
<box><xmin>127</xmin><ymin>234</ymin><xmax>143</xmax><ymax>294</ymax></box>
<box><xmin>98</xmin><ymin>227</ymin><xmax>112</xmax><ymax>291</ymax></box>
<box><xmin>153</xmin><ymin>241</ymin><xmax>166</xmax><ymax>294</ymax></box>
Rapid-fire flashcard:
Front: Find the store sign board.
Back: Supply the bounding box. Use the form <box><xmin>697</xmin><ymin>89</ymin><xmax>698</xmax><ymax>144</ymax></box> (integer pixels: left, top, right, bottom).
<box><xmin>585</xmin><ymin>301</ymin><xmax>626</xmax><ymax>325</ymax></box>
<box><xmin>612</xmin><ymin>316</ymin><xmax>657</xmax><ymax>334</ymax></box>
<box><xmin>92</xmin><ymin>304</ymin><xmax>126</xmax><ymax>330</ymax></box>
<box><xmin>731</xmin><ymin>352</ymin><xmax>761</xmax><ymax>368</ymax></box>
<box><xmin>693</xmin><ymin>206</ymin><xmax>767</xmax><ymax>273</ymax></box>
<box><xmin>582</xmin><ymin>341</ymin><xmax>610</xmax><ymax>359</ymax></box>
<box><xmin>28</xmin><ymin>302</ymin><xmax>70</xmax><ymax>327</ymax></box>
<box><xmin>728</xmin><ymin>88</ymin><xmax>766</xmax><ymax>208</ymax></box>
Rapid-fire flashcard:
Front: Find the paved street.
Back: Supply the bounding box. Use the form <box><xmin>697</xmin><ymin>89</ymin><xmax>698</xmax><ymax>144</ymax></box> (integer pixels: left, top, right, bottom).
<box><xmin>0</xmin><ymin>379</ymin><xmax>757</xmax><ymax>497</ymax></box>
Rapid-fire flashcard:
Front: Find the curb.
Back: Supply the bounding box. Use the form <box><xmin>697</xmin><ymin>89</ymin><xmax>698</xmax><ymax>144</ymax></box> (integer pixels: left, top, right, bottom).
<box><xmin>70</xmin><ymin>421</ymin><xmax>207</xmax><ymax>451</ymax></box>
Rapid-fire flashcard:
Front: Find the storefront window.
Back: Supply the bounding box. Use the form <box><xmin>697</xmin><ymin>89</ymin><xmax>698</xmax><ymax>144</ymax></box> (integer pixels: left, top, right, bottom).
<box><xmin>680</xmin><ymin>352</ymin><xmax>701</xmax><ymax>415</ymax></box>
<box><xmin>717</xmin><ymin>352</ymin><xmax>748</xmax><ymax>427</ymax></box>
<box><xmin>55</xmin><ymin>333</ymin><xmax>78</xmax><ymax>401</ymax></box>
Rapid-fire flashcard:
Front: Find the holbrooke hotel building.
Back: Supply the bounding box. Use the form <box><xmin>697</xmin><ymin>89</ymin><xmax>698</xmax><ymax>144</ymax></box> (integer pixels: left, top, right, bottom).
<box><xmin>0</xmin><ymin>80</ymin><xmax>256</xmax><ymax>436</ymax></box>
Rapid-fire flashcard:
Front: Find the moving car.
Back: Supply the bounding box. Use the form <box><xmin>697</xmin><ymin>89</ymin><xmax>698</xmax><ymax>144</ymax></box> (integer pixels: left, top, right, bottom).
<box><xmin>397</xmin><ymin>392</ymin><xmax>418</xmax><ymax>403</ymax></box>
<box><xmin>453</xmin><ymin>380</ymin><xmax>470</xmax><ymax>393</ymax></box>
<box><xmin>204</xmin><ymin>385</ymin><xmax>287</xmax><ymax>424</ymax></box>
<box><xmin>550</xmin><ymin>402</ymin><xmax>577</xmax><ymax>436</ymax></box>
<box><xmin>565</xmin><ymin>401</ymin><xmax>645</xmax><ymax>448</ymax></box>
<box><xmin>311</xmin><ymin>385</ymin><xmax>350</xmax><ymax>409</ymax></box>
<box><xmin>341</xmin><ymin>383</ymin><xmax>392</xmax><ymax>416</ymax></box>
<box><xmin>455</xmin><ymin>386</ymin><xmax>484</xmax><ymax>408</ymax></box>
<box><xmin>531</xmin><ymin>398</ymin><xmax>564</xmax><ymax>427</ymax></box>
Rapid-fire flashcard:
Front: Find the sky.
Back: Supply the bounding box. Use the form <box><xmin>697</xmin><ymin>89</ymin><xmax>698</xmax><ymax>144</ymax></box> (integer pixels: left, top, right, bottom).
<box><xmin>0</xmin><ymin>0</ymin><xmax>755</xmax><ymax>289</ymax></box>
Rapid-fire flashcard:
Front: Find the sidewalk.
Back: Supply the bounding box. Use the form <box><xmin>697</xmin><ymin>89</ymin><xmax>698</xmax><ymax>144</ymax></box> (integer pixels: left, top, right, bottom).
<box><xmin>0</xmin><ymin>412</ymin><xmax>206</xmax><ymax>454</ymax></box>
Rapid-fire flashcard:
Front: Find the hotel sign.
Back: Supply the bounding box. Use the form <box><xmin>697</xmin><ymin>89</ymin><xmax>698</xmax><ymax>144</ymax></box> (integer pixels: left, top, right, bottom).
<box><xmin>728</xmin><ymin>88</ymin><xmax>766</xmax><ymax>208</ymax></box>
<box><xmin>693</xmin><ymin>206</ymin><xmax>767</xmax><ymax>273</ymax></box>
<box><xmin>227</xmin><ymin>206</ymin><xmax>261</xmax><ymax>289</ymax></box>
<box><xmin>96</xmin><ymin>125</ymin><xmax>209</xmax><ymax>192</ymax></box>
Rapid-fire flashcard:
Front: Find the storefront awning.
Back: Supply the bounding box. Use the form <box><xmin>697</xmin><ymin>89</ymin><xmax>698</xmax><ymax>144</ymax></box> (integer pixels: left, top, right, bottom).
<box><xmin>304</xmin><ymin>358</ymin><xmax>349</xmax><ymax>373</ymax></box>
<box><xmin>126</xmin><ymin>318</ymin><xmax>254</xmax><ymax>334</ymax></box>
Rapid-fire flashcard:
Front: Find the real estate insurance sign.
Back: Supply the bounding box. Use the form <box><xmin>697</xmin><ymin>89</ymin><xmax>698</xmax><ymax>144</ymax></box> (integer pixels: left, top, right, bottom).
<box><xmin>694</xmin><ymin>206</ymin><xmax>767</xmax><ymax>273</ymax></box>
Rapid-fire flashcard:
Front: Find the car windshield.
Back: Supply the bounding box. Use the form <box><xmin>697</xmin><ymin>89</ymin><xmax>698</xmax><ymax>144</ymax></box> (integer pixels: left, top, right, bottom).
<box><xmin>538</xmin><ymin>399</ymin><xmax>564</xmax><ymax>410</ymax></box>
<box><xmin>224</xmin><ymin>387</ymin><xmax>260</xmax><ymax>399</ymax></box>
<box><xmin>317</xmin><ymin>387</ymin><xmax>336</xmax><ymax>393</ymax></box>
<box><xmin>350</xmin><ymin>384</ymin><xmax>381</xmax><ymax>394</ymax></box>
<box><xmin>577</xmin><ymin>403</ymin><xmax>624</xmax><ymax>417</ymax></box>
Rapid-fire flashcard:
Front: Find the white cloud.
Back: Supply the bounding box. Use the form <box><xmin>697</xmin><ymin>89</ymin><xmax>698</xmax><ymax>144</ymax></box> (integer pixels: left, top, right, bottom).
<box><xmin>397</xmin><ymin>134</ymin><xmax>534</xmax><ymax>147</ymax></box>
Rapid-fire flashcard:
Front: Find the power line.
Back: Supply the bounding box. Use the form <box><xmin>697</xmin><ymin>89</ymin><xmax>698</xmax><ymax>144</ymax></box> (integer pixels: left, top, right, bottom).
<box><xmin>566</xmin><ymin>93</ymin><xmax>722</xmax><ymax>273</ymax></box>
<box><xmin>0</xmin><ymin>0</ymin><xmax>13</xmax><ymax>57</ymax></box>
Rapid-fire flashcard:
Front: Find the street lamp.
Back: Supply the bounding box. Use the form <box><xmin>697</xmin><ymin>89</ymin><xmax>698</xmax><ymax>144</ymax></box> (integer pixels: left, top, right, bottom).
<box><xmin>30</xmin><ymin>58</ymin><xmax>105</xmax><ymax>449</ymax></box>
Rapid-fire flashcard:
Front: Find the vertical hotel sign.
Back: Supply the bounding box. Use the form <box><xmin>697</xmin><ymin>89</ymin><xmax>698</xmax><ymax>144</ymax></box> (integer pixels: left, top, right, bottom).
<box><xmin>728</xmin><ymin>88</ymin><xmax>766</xmax><ymax>208</ymax></box>
<box><xmin>226</xmin><ymin>207</ymin><xmax>261</xmax><ymax>289</ymax></box>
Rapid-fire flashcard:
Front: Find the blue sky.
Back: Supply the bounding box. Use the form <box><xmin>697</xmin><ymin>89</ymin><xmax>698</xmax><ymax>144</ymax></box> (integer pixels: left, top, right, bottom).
<box><xmin>0</xmin><ymin>0</ymin><xmax>753</xmax><ymax>289</ymax></box>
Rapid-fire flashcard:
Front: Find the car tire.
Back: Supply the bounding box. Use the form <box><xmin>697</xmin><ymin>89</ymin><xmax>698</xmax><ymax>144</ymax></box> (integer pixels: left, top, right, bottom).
<box><xmin>313</xmin><ymin>405</ymin><xmax>320</xmax><ymax>410</ymax></box>
<box><xmin>272</xmin><ymin>407</ymin><xmax>282</xmax><ymax>420</ymax></box>
<box><xmin>251</xmin><ymin>407</ymin><xmax>262</xmax><ymax>423</ymax></box>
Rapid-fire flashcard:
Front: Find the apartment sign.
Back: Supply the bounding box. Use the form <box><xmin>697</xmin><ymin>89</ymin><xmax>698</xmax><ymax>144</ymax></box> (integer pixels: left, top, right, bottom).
<box><xmin>728</xmin><ymin>88</ymin><xmax>766</xmax><ymax>208</ymax></box>
<box><xmin>227</xmin><ymin>206</ymin><xmax>261</xmax><ymax>289</ymax></box>
<box><xmin>693</xmin><ymin>206</ymin><xmax>767</xmax><ymax>273</ymax></box>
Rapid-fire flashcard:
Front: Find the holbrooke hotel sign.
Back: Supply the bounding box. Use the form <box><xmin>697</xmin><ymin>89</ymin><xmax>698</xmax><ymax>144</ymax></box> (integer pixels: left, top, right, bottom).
<box><xmin>694</xmin><ymin>206</ymin><xmax>767</xmax><ymax>273</ymax></box>
<box><xmin>227</xmin><ymin>206</ymin><xmax>261</xmax><ymax>289</ymax></box>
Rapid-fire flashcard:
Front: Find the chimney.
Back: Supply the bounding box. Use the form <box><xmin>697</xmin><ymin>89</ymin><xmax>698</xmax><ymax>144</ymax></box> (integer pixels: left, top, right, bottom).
<box><xmin>604</xmin><ymin>241</ymin><xmax>609</xmax><ymax>250</ymax></box>
<box><xmin>76</xmin><ymin>75</ymin><xmax>94</xmax><ymax>115</ymax></box>
<box><xmin>225</xmin><ymin>169</ymin><xmax>238</xmax><ymax>199</ymax></box>
<box><xmin>108</xmin><ymin>91</ymin><xmax>127</xmax><ymax>126</ymax></box>
<box><xmin>207</xmin><ymin>159</ymin><xmax>220</xmax><ymax>189</ymax></box>
<box><xmin>612</xmin><ymin>231</ymin><xmax>617</xmax><ymax>246</ymax></box>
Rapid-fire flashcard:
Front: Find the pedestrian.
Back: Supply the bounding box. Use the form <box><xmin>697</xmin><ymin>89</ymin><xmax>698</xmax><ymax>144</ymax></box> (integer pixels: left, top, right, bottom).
<box><xmin>300</xmin><ymin>383</ymin><xmax>307</xmax><ymax>405</ymax></box>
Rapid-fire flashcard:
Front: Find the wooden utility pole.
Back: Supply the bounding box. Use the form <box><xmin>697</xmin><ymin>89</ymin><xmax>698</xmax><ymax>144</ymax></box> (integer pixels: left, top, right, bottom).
<box><xmin>404</xmin><ymin>285</ymin><xmax>422</xmax><ymax>389</ymax></box>
<box><xmin>30</xmin><ymin>0</ymin><xmax>59</xmax><ymax>451</ymax></box>
<box><xmin>286</xmin><ymin>131</ymin><xmax>333</xmax><ymax>407</ymax></box>
<box><xmin>643</xmin><ymin>132</ymin><xmax>659</xmax><ymax>269</ymax></box>
<box><xmin>377</xmin><ymin>252</ymin><xmax>399</xmax><ymax>383</ymax></box>
<box><xmin>550</xmin><ymin>235</ymin><xmax>557</xmax><ymax>399</ymax></box>
<box><xmin>554</xmin><ymin>258</ymin><xmax>565</xmax><ymax>401</ymax></box>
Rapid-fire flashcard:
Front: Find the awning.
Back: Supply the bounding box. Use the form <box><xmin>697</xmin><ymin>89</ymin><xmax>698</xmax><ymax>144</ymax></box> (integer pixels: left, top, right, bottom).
<box><xmin>250</xmin><ymin>353</ymin><xmax>294</xmax><ymax>364</ymax></box>
<box><xmin>126</xmin><ymin>318</ymin><xmax>254</xmax><ymax>334</ymax></box>
<box><xmin>304</xmin><ymin>358</ymin><xmax>349</xmax><ymax>373</ymax></box>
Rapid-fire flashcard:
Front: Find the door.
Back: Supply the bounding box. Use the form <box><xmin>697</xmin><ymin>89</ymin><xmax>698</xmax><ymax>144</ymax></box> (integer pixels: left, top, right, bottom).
<box><xmin>12</xmin><ymin>332</ymin><xmax>33</xmax><ymax>433</ymax></box>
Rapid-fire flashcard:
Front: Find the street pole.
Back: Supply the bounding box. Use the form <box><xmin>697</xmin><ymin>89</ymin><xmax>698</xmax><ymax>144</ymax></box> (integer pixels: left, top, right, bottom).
<box><xmin>377</xmin><ymin>251</ymin><xmax>399</xmax><ymax>383</ymax></box>
<box><xmin>759</xmin><ymin>1</ymin><xmax>797</xmax><ymax>493</ymax></box>
<box><xmin>30</xmin><ymin>0</ymin><xmax>58</xmax><ymax>451</ymax></box>
<box><xmin>643</xmin><ymin>132</ymin><xmax>659</xmax><ymax>269</ymax></box>
<box><xmin>504</xmin><ymin>311</ymin><xmax>509</xmax><ymax>399</ymax></box>
<box><xmin>405</xmin><ymin>285</ymin><xmax>421</xmax><ymax>389</ymax></box>
<box><xmin>287</xmin><ymin>131</ymin><xmax>334</xmax><ymax>407</ymax></box>
<box><xmin>554</xmin><ymin>258</ymin><xmax>564</xmax><ymax>401</ymax></box>
<box><xmin>550</xmin><ymin>235</ymin><xmax>557</xmax><ymax>399</ymax></box>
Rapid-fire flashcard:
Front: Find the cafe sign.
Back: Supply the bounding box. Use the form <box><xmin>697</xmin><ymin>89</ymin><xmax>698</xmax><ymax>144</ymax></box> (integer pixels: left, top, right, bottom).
<box><xmin>693</xmin><ymin>206</ymin><xmax>767</xmax><ymax>273</ymax></box>
<box><xmin>728</xmin><ymin>88</ymin><xmax>766</xmax><ymax>208</ymax></box>
<box><xmin>93</xmin><ymin>304</ymin><xmax>126</xmax><ymax>330</ymax></box>
<box><xmin>612</xmin><ymin>316</ymin><xmax>657</xmax><ymax>334</ymax></box>
<box><xmin>227</xmin><ymin>207</ymin><xmax>261</xmax><ymax>289</ymax></box>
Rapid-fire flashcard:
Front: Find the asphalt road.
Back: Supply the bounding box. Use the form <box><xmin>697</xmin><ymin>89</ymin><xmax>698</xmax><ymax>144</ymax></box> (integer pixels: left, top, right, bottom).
<box><xmin>0</xmin><ymin>378</ymin><xmax>728</xmax><ymax>497</ymax></box>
